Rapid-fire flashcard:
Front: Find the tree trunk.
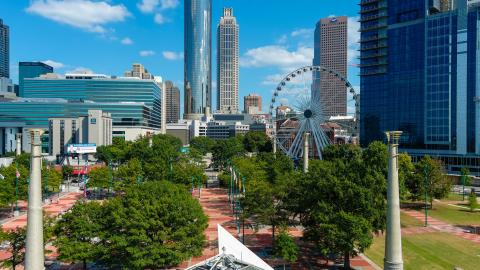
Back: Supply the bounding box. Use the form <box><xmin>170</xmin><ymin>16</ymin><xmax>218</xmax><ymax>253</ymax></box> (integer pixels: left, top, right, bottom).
<box><xmin>344</xmin><ymin>250</ymin><xmax>350</xmax><ymax>270</ymax></box>
<box><xmin>271</xmin><ymin>222</ymin><xmax>276</xmax><ymax>251</ymax></box>
<box><xmin>83</xmin><ymin>259</ymin><xmax>87</xmax><ymax>270</ymax></box>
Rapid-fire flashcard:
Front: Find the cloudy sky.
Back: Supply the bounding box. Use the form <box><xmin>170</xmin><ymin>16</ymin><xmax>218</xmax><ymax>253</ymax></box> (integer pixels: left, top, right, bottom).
<box><xmin>2</xmin><ymin>0</ymin><xmax>359</xmax><ymax>115</ymax></box>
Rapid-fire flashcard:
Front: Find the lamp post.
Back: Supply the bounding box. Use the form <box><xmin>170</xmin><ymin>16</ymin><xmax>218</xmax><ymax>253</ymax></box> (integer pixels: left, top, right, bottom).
<box><xmin>461</xmin><ymin>169</ymin><xmax>466</xmax><ymax>201</ymax></box>
<box><xmin>14</xmin><ymin>161</ymin><xmax>20</xmax><ymax>216</ymax></box>
<box><xmin>44</xmin><ymin>163</ymin><xmax>49</xmax><ymax>202</ymax></box>
<box><xmin>384</xmin><ymin>131</ymin><xmax>403</xmax><ymax>270</ymax></box>
<box><xmin>15</xmin><ymin>133</ymin><xmax>21</xmax><ymax>156</ymax></box>
<box><xmin>109</xmin><ymin>160</ymin><xmax>113</xmax><ymax>195</ymax></box>
<box><xmin>24</xmin><ymin>129</ymin><xmax>45</xmax><ymax>270</ymax></box>
<box><xmin>424</xmin><ymin>164</ymin><xmax>429</xmax><ymax>227</ymax></box>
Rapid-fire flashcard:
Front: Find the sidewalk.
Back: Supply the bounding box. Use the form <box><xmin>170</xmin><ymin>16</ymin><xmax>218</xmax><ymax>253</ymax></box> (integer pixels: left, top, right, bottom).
<box><xmin>179</xmin><ymin>188</ymin><xmax>379</xmax><ymax>270</ymax></box>
<box><xmin>401</xmin><ymin>209</ymin><xmax>480</xmax><ymax>244</ymax></box>
<box><xmin>1</xmin><ymin>191</ymin><xmax>83</xmax><ymax>231</ymax></box>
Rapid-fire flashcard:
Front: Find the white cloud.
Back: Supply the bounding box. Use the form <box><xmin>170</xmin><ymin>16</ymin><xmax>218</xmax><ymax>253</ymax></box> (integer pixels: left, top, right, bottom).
<box><xmin>137</xmin><ymin>0</ymin><xmax>179</xmax><ymax>13</ymax></box>
<box><xmin>162</xmin><ymin>51</ymin><xmax>183</xmax><ymax>60</ymax></box>
<box><xmin>121</xmin><ymin>37</ymin><xmax>133</xmax><ymax>45</ymax></box>
<box><xmin>160</xmin><ymin>0</ymin><xmax>179</xmax><ymax>9</ymax></box>
<box><xmin>42</xmin><ymin>60</ymin><xmax>64</xmax><ymax>69</ymax></box>
<box><xmin>291</xmin><ymin>28</ymin><xmax>314</xmax><ymax>38</ymax></box>
<box><xmin>277</xmin><ymin>34</ymin><xmax>288</xmax><ymax>44</ymax></box>
<box><xmin>240</xmin><ymin>46</ymin><xmax>313</xmax><ymax>69</ymax></box>
<box><xmin>140</xmin><ymin>50</ymin><xmax>155</xmax><ymax>57</ymax></box>
<box><xmin>26</xmin><ymin>0</ymin><xmax>131</xmax><ymax>33</ymax></box>
<box><xmin>138</xmin><ymin>0</ymin><xmax>159</xmax><ymax>13</ymax></box>
<box><xmin>262</xmin><ymin>74</ymin><xmax>284</xmax><ymax>85</ymax></box>
<box><xmin>154</xmin><ymin>13</ymin><xmax>166</xmax><ymax>24</ymax></box>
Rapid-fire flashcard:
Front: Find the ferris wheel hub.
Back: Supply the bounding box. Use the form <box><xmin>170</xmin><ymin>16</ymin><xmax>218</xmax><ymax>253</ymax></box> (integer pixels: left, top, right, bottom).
<box><xmin>304</xmin><ymin>109</ymin><xmax>313</xmax><ymax>119</ymax></box>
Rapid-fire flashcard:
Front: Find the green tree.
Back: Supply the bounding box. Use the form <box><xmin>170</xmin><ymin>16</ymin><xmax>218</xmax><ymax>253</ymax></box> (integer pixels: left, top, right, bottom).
<box><xmin>102</xmin><ymin>181</ymin><xmax>208</xmax><ymax>268</ymax></box>
<box><xmin>398</xmin><ymin>153</ymin><xmax>415</xmax><ymax>200</ymax></box>
<box><xmin>87</xmin><ymin>167</ymin><xmax>111</xmax><ymax>190</ymax></box>
<box><xmin>0</xmin><ymin>227</ymin><xmax>26</xmax><ymax>270</ymax></box>
<box><xmin>42</xmin><ymin>166</ymin><xmax>63</xmax><ymax>195</ymax></box>
<box><xmin>115</xmin><ymin>158</ymin><xmax>144</xmax><ymax>190</ymax></box>
<box><xmin>243</xmin><ymin>131</ymin><xmax>272</xmax><ymax>153</ymax></box>
<box><xmin>274</xmin><ymin>229</ymin><xmax>298</xmax><ymax>270</ymax></box>
<box><xmin>95</xmin><ymin>137</ymin><xmax>131</xmax><ymax>165</ymax></box>
<box><xmin>212</xmin><ymin>136</ymin><xmax>245</xmax><ymax>169</ymax></box>
<box><xmin>294</xmin><ymin>143</ymin><xmax>386</xmax><ymax>269</ymax></box>
<box><xmin>0</xmin><ymin>164</ymin><xmax>29</xmax><ymax>208</ymax></box>
<box><xmin>13</xmin><ymin>153</ymin><xmax>30</xmax><ymax>170</ymax></box>
<box><xmin>461</xmin><ymin>167</ymin><xmax>472</xmax><ymax>187</ymax></box>
<box><xmin>190</xmin><ymin>136</ymin><xmax>215</xmax><ymax>155</ymax></box>
<box><xmin>54</xmin><ymin>201</ymin><xmax>106</xmax><ymax>270</ymax></box>
<box><xmin>415</xmin><ymin>156</ymin><xmax>451</xmax><ymax>208</ymax></box>
<box><xmin>468</xmin><ymin>189</ymin><xmax>478</xmax><ymax>212</ymax></box>
<box><xmin>62</xmin><ymin>165</ymin><xmax>74</xmax><ymax>180</ymax></box>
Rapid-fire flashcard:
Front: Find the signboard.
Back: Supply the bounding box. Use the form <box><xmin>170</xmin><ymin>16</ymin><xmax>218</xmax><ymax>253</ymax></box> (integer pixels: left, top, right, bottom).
<box><xmin>67</xmin><ymin>144</ymin><xmax>97</xmax><ymax>154</ymax></box>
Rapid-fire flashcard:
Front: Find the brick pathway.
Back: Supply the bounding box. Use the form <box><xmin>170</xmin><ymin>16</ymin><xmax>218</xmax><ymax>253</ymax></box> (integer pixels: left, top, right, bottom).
<box><xmin>179</xmin><ymin>188</ymin><xmax>379</xmax><ymax>270</ymax></box>
<box><xmin>0</xmin><ymin>192</ymin><xmax>83</xmax><ymax>270</ymax></box>
<box><xmin>401</xmin><ymin>209</ymin><xmax>480</xmax><ymax>244</ymax></box>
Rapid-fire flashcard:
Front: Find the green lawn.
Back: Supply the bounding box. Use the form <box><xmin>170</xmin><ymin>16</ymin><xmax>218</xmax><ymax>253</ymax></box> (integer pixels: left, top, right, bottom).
<box><xmin>428</xmin><ymin>202</ymin><xmax>480</xmax><ymax>226</ymax></box>
<box><xmin>400</xmin><ymin>212</ymin><xmax>424</xmax><ymax>228</ymax></box>
<box><xmin>365</xmin><ymin>233</ymin><xmax>480</xmax><ymax>270</ymax></box>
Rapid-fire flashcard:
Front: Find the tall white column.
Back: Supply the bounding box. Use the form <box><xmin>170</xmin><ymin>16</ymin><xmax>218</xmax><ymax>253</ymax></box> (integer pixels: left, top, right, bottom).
<box><xmin>303</xmin><ymin>132</ymin><xmax>309</xmax><ymax>173</ymax></box>
<box><xmin>384</xmin><ymin>131</ymin><xmax>403</xmax><ymax>270</ymax></box>
<box><xmin>15</xmin><ymin>133</ymin><xmax>21</xmax><ymax>156</ymax></box>
<box><xmin>25</xmin><ymin>129</ymin><xmax>45</xmax><ymax>270</ymax></box>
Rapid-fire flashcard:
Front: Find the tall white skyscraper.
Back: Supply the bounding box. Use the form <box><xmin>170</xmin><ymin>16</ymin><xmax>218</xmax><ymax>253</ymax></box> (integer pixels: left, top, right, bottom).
<box><xmin>217</xmin><ymin>8</ymin><xmax>239</xmax><ymax>114</ymax></box>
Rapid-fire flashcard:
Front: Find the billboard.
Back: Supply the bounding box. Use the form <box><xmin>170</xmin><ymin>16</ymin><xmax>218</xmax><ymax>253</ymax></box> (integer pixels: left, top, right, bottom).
<box><xmin>67</xmin><ymin>144</ymin><xmax>97</xmax><ymax>154</ymax></box>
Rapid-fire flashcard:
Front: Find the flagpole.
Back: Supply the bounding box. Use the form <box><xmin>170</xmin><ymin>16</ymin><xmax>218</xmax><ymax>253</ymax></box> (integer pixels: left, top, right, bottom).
<box><xmin>14</xmin><ymin>161</ymin><xmax>20</xmax><ymax>216</ymax></box>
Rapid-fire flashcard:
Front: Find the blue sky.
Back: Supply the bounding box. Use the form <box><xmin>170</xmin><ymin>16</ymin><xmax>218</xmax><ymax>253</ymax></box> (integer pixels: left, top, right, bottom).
<box><xmin>1</xmin><ymin>0</ymin><xmax>360</xmax><ymax>114</ymax></box>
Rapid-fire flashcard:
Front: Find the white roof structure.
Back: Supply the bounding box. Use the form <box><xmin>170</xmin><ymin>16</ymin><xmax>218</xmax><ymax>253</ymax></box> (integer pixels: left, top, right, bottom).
<box><xmin>186</xmin><ymin>225</ymin><xmax>274</xmax><ymax>270</ymax></box>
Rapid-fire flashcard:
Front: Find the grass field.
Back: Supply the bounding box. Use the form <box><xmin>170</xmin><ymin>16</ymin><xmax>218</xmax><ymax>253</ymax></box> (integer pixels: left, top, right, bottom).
<box><xmin>365</xmin><ymin>233</ymin><xmax>480</xmax><ymax>270</ymax></box>
<box><xmin>428</xmin><ymin>202</ymin><xmax>480</xmax><ymax>226</ymax></box>
<box><xmin>400</xmin><ymin>212</ymin><xmax>424</xmax><ymax>228</ymax></box>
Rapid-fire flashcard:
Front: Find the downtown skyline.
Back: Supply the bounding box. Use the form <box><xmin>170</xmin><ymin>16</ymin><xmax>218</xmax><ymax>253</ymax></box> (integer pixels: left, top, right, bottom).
<box><xmin>1</xmin><ymin>0</ymin><xmax>360</xmax><ymax>115</ymax></box>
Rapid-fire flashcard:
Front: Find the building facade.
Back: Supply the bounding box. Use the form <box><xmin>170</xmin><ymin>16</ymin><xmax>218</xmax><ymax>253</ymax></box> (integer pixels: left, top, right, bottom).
<box><xmin>22</xmin><ymin>73</ymin><xmax>162</xmax><ymax>130</ymax></box>
<box><xmin>360</xmin><ymin>0</ymin><xmax>480</xmax><ymax>174</ymax></box>
<box><xmin>184</xmin><ymin>0</ymin><xmax>212</xmax><ymax>120</ymax></box>
<box><xmin>244</xmin><ymin>94</ymin><xmax>262</xmax><ymax>114</ymax></box>
<box><xmin>19</xmin><ymin>62</ymin><xmax>53</xmax><ymax>97</ymax></box>
<box><xmin>48</xmin><ymin>110</ymin><xmax>112</xmax><ymax>157</ymax></box>
<box><xmin>313</xmin><ymin>16</ymin><xmax>348</xmax><ymax>117</ymax></box>
<box><xmin>0</xmin><ymin>19</ymin><xmax>8</xmax><ymax>79</ymax></box>
<box><xmin>124</xmin><ymin>63</ymin><xmax>154</xmax><ymax>79</ymax></box>
<box><xmin>165</xmin><ymin>81</ymin><xmax>180</xmax><ymax>123</ymax></box>
<box><xmin>217</xmin><ymin>8</ymin><xmax>239</xmax><ymax>114</ymax></box>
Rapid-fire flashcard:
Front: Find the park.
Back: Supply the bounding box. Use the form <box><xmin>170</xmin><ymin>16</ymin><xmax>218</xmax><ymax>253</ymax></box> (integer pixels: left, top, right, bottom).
<box><xmin>0</xmin><ymin>131</ymin><xmax>478</xmax><ymax>270</ymax></box>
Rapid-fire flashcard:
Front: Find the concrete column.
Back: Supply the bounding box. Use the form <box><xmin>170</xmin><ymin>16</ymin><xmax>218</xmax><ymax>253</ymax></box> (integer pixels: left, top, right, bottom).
<box><xmin>272</xmin><ymin>136</ymin><xmax>277</xmax><ymax>154</ymax></box>
<box><xmin>25</xmin><ymin>129</ymin><xmax>45</xmax><ymax>270</ymax></box>
<box><xmin>384</xmin><ymin>131</ymin><xmax>403</xmax><ymax>270</ymax></box>
<box><xmin>15</xmin><ymin>133</ymin><xmax>21</xmax><ymax>156</ymax></box>
<box><xmin>148</xmin><ymin>134</ymin><xmax>153</xmax><ymax>148</ymax></box>
<box><xmin>303</xmin><ymin>132</ymin><xmax>309</xmax><ymax>173</ymax></box>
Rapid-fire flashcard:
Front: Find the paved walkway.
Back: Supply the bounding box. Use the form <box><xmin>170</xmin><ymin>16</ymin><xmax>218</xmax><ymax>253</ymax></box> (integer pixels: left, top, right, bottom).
<box><xmin>401</xmin><ymin>209</ymin><xmax>480</xmax><ymax>244</ymax></box>
<box><xmin>179</xmin><ymin>188</ymin><xmax>379</xmax><ymax>270</ymax></box>
<box><xmin>0</xmin><ymin>192</ymin><xmax>83</xmax><ymax>270</ymax></box>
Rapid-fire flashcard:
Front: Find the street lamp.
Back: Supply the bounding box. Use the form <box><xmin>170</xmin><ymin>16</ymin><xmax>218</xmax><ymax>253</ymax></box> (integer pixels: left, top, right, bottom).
<box><xmin>424</xmin><ymin>164</ymin><xmax>429</xmax><ymax>227</ymax></box>
<box><xmin>461</xmin><ymin>169</ymin><xmax>467</xmax><ymax>201</ymax></box>
<box><xmin>15</xmin><ymin>161</ymin><xmax>20</xmax><ymax>216</ymax></box>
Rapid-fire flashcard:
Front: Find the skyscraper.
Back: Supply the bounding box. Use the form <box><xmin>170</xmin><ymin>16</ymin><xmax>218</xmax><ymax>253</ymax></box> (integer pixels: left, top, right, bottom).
<box><xmin>312</xmin><ymin>16</ymin><xmax>348</xmax><ymax>118</ymax></box>
<box><xmin>0</xmin><ymin>19</ymin><xmax>9</xmax><ymax>78</ymax></box>
<box><xmin>165</xmin><ymin>81</ymin><xmax>180</xmax><ymax>123</ymax></box>
<box><xmin>184</xmin><ymin>0</ymin><xmax>212</xmax><ymax>120</ymax></box>
<box><xmin>19</xmin><ymin>62</ymin><xmax>53</xmax><ymax>97</ymax></box>
<box><xmin>244</xmin><ymin>94</ymin><xmax>262</xmax><ymax>114</ymax></box>
<box><xmin>360</xmin><ymin>0</ymin><xmax>480</xmax><ymax>173</ymax></box>
<box><xmin>217</xmin><ymin>8</ymin><xmax>239</xmax><ymax>114</ymax></box>
<box><xmin>124</xmin><ymin>63</ymin><xmax>154</xmax><ymax>79</ymax></box>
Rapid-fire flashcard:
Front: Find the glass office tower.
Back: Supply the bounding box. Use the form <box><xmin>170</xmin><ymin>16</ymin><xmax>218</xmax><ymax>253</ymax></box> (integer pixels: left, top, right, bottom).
<box><xmin>184</xmin><ymin>0</ymin><xmax>212</xmax><ymax>120</ymax></box>
<box><xmin>19</xmin><ymin>62</ymin><xmax>53</xmax><ymax>97</ymax></box>
<box><xmin>0</xmin><ymin>19</ymin><xmax>9</xmax><ymax>78</ymax></box>
<box><xmin>22</xmin><ymin>75</ymin><xmax>162</xmax><ymax>129</ymax></box>
<box><xmin>360</xmin><ymin>0</ymin><xmax>480</xmax><ymax>174</ymax></box>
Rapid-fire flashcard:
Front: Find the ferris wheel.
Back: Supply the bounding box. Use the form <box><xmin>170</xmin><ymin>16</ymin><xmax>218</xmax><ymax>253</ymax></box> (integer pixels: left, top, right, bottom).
<box><xmin>269</xmin><ymin>65</ymin><xmax>359</xmax><ymax>160</ymax></box>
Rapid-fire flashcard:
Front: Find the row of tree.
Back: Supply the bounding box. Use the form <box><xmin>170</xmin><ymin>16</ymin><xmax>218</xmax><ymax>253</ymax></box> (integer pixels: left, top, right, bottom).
<box><xmin>222</xmin><ymin>142</ymin><xmax>453</xmax><ymax>269</ymax></box>
<box><xmin>0</xmin><ymin>153</ymin><xmax>63</xmax><ymax>210</ymax></box>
